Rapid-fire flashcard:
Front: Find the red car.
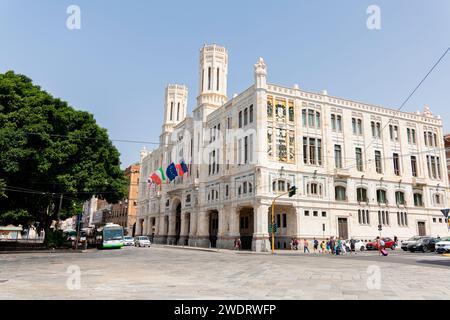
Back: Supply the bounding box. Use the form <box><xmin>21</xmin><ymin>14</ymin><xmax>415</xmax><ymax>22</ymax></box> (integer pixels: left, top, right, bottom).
<box><xmin>366</xmin><ymin>237</ymin><xmax>397</xmax><ymax>250</ymax></box>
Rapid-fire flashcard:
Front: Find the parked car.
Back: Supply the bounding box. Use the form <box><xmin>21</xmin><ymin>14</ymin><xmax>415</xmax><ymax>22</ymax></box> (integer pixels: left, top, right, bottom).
<box><xmin>434</xmin><ymin>237</ymin><xmax>450</xmax><ymax>254</ymax></box>
<box><xmin>401</xmin><ymin>236</ymin><xmax>424</xmax><ymax>251</ymax></box>
<box><xmin>123</xmin><ymin>236</ymin><xmax>134</xmax><ymax>246</ymax></box>
<box><xmin>345</xmin><ymin>239</ymin><xmax>366</xmax><ymax>252</ymax></box>
<box><xmin>407</xmin><ymin>237</ymin><xmax>438</xmax><ymax>253</ymax></box>
<box><xmin>366</xmin><ymin>237</ymin><xmax>396</xmax><ymax>250</ymax></box>
<box><xmin>135</xmin><ymin>236</ymin><xmax>151</xmax><ymax>247</ymax></box>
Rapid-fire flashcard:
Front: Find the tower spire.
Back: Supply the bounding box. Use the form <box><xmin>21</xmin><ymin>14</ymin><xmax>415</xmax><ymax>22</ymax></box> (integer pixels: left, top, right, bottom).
<box><xmin>197</xmin><ymin>43</ymin><xmax>228</xmax><ymax>109</ymax></box>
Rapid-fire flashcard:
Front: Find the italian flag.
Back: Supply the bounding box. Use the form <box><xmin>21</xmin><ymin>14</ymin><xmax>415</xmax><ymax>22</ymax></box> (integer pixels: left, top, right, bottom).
<box><xmin>151</xmin><ymin>167</ymin><xmax>166</xmax><ymax>185</ymax></box>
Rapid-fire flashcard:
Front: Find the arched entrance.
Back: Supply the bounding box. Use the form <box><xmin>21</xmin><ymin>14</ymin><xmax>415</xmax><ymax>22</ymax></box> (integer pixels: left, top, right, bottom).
<box><xmin>239</xmin><ymin>207</ymin><xmax>254</xmax><ymax>250</ymax></box>
<box><xmin>209</xmin><ymin>210</ymin><xmax>219</xmax><ymax>248</ymax></box>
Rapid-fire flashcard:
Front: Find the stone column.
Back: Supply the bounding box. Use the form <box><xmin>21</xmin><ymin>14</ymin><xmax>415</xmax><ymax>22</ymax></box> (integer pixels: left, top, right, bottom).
<box><xmin>142</xmin><ymin>218</ymin><xmax>148</xmax><ymax>236</ymax></box>
<box><xmin>178</xmin><ymin>212</ymin><xmax>189</xmax><ymax>246</ymax></box>
<box><xmin>136</xmin><ymin>218</ymin><xmax>142</xmax><ymax>236</ymax></box>
<box><xmin>155</xmin><ymin>214</ymin><xmax>167</xmax><ymax>244</ymax></box>
<box><xmin>217</xmin><ymin>206</ymin><xmax>236</xmax><ymax>250</ymax></box>
<box><xmin>167</xmin><ymin>214</ymin><xmax>176</xmax><ymax>245</ymax></box>
<box><xmin>146</xmin><ymin>217</ymin><xmax>152</xmax><ymax>235</ymax></box>
<box><xmin>153</xmin><ymin>216</ymin><xmax>160</xmax><ymax>242</ymax></box>
<box><xmin>188</xmin><ymin>211</ymin><xmax>198</xmax><ymax>247</ymax></box>
<box><xmin>193</xmin><ymin>210</ymin><xmax>210</xmax><ymax>248</ymax></box>
<box><xmin>252</xmin><ymin>204</ymin><xmax>271</xmax><ymax>252</ymax></box>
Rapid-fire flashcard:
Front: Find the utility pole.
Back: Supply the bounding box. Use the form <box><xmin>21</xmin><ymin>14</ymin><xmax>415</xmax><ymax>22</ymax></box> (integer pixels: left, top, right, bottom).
<box><xmin>271</xmin><ymin>186</ymin><xmax>297</xmax><ymax>254</ymax></box>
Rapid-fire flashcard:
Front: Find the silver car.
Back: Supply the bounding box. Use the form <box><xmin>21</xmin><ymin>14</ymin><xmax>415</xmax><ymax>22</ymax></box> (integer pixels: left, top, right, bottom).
<box><xmin>134</xmin><ymin>236</ymin><xmax>151</xmax><ymax>247</ymax></box>
<box><xmin>123</xmin><ymin>236</ymin><xmax>134</xmax><ymax>246</ymax></box>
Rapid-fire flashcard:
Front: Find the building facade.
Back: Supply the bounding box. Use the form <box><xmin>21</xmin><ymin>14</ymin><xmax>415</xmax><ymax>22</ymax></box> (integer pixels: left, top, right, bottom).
<box><xmin>104</xmin><ymin>164</ymin><xmax>140</xmax><ymax>235</ymax></box>
<box><xmin>137</xmin><ymin>44</ymin><xmax>449</xmax><ymax>252</ymax></box>
<box><xmin>82</xmin><ymin>164</ymin><xmax>140</xmax><ymax>235</ymax></box>
<box><xmin>445</xmin><ymin>134</ymin><xmax>450</xmax><ymax>182</ymax></box>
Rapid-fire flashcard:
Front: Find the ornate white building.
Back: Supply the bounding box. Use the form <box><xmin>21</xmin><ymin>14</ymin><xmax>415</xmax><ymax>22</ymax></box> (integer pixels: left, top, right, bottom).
<box><xmin>136</xmin><ymin>44</ymin><xmax>449</xmax><ymax>252</ymax></box>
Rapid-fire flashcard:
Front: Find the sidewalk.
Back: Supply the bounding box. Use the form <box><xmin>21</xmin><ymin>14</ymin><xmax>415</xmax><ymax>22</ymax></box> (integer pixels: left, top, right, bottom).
<box><xmin>0</xmin><ymin>248</ymin><xmax>86</xmax><ymax>255</ymax></box>
<box><xmin>153</xmin><ymin>244</ymin><xmax>330</xmax><ymax>255</ymax></box>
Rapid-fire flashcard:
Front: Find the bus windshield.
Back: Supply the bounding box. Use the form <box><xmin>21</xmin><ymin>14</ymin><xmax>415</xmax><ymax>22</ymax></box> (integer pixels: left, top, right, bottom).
<box><xmin>104</xmin><ymin>228</ymin><xmax>123</xmax><ymax>241</ymax></box>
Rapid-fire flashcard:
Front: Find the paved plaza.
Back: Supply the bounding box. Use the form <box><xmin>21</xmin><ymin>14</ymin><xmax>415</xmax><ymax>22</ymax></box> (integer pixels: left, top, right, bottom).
<box><xmin>0</xmin><ymin>246</ymin><xmax>449</xmax><ymax>300</ymax></box>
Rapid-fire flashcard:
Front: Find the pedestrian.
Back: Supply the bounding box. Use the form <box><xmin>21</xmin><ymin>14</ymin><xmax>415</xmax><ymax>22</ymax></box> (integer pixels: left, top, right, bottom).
<box><xmin>320</xmin><ymin>240</ymin><xmax>326</xmax><ymax>253</ymax></box>
<box><xmin>341</xmin><ymin>239</ymin><xmax>347</xmax><ymax>254</ymax></box>
<box><xmin>330</xmin><ymin>237</ymin><xmax>335</xmax><ymax>255</ymax></box>
<box><xmin>350</xmin><ymin>238</ymin><xmax>356</xmax><ymax>254</ymax></box>
<box><xmin>376</xmin><ymin>236</ymin><xmax>384</xmax><ymax>255</ymax></box>
<box><xmin>303</xmin><ymin>239</ymin><xmax>310</xmax><ymax>253</ymax></box>
<box><xmin>336</xmin><ymin>237</ymin><xmax>342</xmax><ymax>255</ymax></box>
<box><xmin>394</xmin><ymin>235</ymin><xmax>398</xmax><ymax>246</ymax></box>
<box><xmin>326</xmin><ymin>238</ymin><xmax>330</xmax><ymax>254</ymax></box>
<box><xmin>234</xmin><ymin>238</ymin><xmax>241</xmax><ymax>250</ymax></box>
<box><xmin>313</xmin><ymin>237</ymin><xmax>319</xmax><ymax>253</ymax></box>
<box><xmin>294</xmin><ymin>238</ymin><xmax>299</xmax><ymax>250</ymax></box>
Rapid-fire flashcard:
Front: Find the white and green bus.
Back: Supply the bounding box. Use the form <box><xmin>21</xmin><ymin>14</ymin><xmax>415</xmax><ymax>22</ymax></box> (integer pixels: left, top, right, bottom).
<box><xmin>95</xmin><ymin>223</ymin><xmax>124</xmax><ymax>249</ymax></box>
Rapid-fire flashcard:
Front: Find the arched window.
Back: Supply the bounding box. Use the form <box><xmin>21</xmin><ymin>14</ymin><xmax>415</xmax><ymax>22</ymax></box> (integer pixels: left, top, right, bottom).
<box><xmin>278</xmin><ymin>180</ymin><xmax>285</xmax><ymax>192</ymax></box>
<box><xmin>335</xmin><ymin>186</ymin><xmax>346</xmax><ymax>201</ymax></box>
<box><xmin>413</xmin><ymin>193</ymin><xmax>423</xmax><ymax>207</ymax></box>
<box><xmin>395</xmin><ymin>191</ymin><xmax>405</xmax><ymax>205</ymax></box>
<box><xmin>307</xmin><ymin>182</ymin><xmax>322</xmax><ymax>196</ymax></box>
<box><xmin>248</xmin><ymin>183</ymin><xmax>253</xmax><ymax>194</ymax></box>
<box><xmin>186</xmin><ymin>194</ymin><xmax>191</xmax><ymax>203</ymax></box>
<box><xmin>377</xmin><ymin>189</ymin><xmax>387</xmax><ymax>204</ymax></box>
<box><xmin>357</xmin><ymin>187</ymin><xmax>368</xmax><ymax>202</ymax></box>
<box><xmin>434</xmin><ymin>193</ymin><xmax>442</xmax><ymax>205</ymax></box>
<box><xmin>272</xmin><ymin>179</ymin><xmax>291</xmax><ymax>193</ymax></box>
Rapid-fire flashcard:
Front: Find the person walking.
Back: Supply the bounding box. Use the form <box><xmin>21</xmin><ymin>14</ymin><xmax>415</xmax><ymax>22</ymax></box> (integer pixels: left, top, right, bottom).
<box><xmin>336</xmin><ymin>237</ymin><xmax>342</xmax><ymax>255</ymax></box>
<box><xmin>234</xmin><ymin>238</ymin><xmax>241</xmax><ymax>251</ymax></box>
<box><xmin>330</xmin><ymin>237</ymin><xmax>335</xmax><ymax>255</ymax></box>
<box><xmin>303</xmin><ymin>239</ymin><xmax>310</xmax><ymax>253</ymax></box>
<box><xmin>320</xmin><ymin>240</ymin><xmax>326</xmax><ymax>253</ymax></box>
<box><xmin>326</xmin><ymin>238</ymin><xmax>330</xmax><ymax>254</ymax></box>
<box><xmin>350</xmin><ymin>238</ymin><xmax>356</xmax><ymax>254</ymax></box>
<box><xmin>313</xmin><ymin>238</ymin><xmax>319</xmax><ymax>253</ymax></box>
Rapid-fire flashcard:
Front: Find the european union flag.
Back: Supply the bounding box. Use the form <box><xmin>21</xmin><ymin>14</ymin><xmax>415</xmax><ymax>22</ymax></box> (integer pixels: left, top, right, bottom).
<box><xmin>166</xmin><ymin>162</ymin><xmax>178</xmax><ymax>181</ymax></box>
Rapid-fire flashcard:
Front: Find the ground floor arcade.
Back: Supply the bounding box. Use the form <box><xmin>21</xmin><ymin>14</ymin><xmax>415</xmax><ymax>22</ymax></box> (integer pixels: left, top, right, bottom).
<box><xmin>136</xmin><ymin>200</ymin><xmax>449</xmax><ymax>252</ymax></box>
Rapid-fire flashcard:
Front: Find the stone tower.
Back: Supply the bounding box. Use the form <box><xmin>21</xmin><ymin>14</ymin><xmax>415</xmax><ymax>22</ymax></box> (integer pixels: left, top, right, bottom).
<box><xmin>197</xmin><ymin>43</ymin><xmax>228</xmax><ymax>113</ymax></box>
<box><xmin>160</xmin><ymin>84</ymin><xmax>188</xmax><ymax>166</ymax></box>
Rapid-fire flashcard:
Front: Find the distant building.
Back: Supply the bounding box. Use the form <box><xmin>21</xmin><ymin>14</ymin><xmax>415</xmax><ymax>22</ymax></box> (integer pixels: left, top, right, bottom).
<box><xmin>445</xmin><ymin>134</ymin><xmax>450</xmax><ymax>181</ymax></box>
<box><xmin>97</xmin><ymin>164</ymin><xmax>140</xmax><ymax>235</ymax></box>
<box><xmin>82</xmin><ymin>196</ymin><xmax>109</xmax><ymax>228</ymax></box>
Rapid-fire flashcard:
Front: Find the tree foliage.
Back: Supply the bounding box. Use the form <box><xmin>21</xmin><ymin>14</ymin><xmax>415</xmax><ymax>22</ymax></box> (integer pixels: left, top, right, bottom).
<box><xmin>0</xmin><ymin>71</ymin><xmax>127</xmax><ymax>228</ymax></box>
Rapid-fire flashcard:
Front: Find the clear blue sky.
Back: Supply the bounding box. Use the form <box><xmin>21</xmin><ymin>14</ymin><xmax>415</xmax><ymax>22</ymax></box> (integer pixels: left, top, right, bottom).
<box><xmin>1</xmin><ymin>0</ymin><xmax>449</xmax><ymax>168</ymax></box>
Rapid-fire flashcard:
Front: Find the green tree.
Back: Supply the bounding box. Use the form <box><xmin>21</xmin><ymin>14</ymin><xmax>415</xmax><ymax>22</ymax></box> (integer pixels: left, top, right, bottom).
<box><xmin>0</xmin><ymin>71</ymin><xmax>127</xmax><ymax>230</ymax></box>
